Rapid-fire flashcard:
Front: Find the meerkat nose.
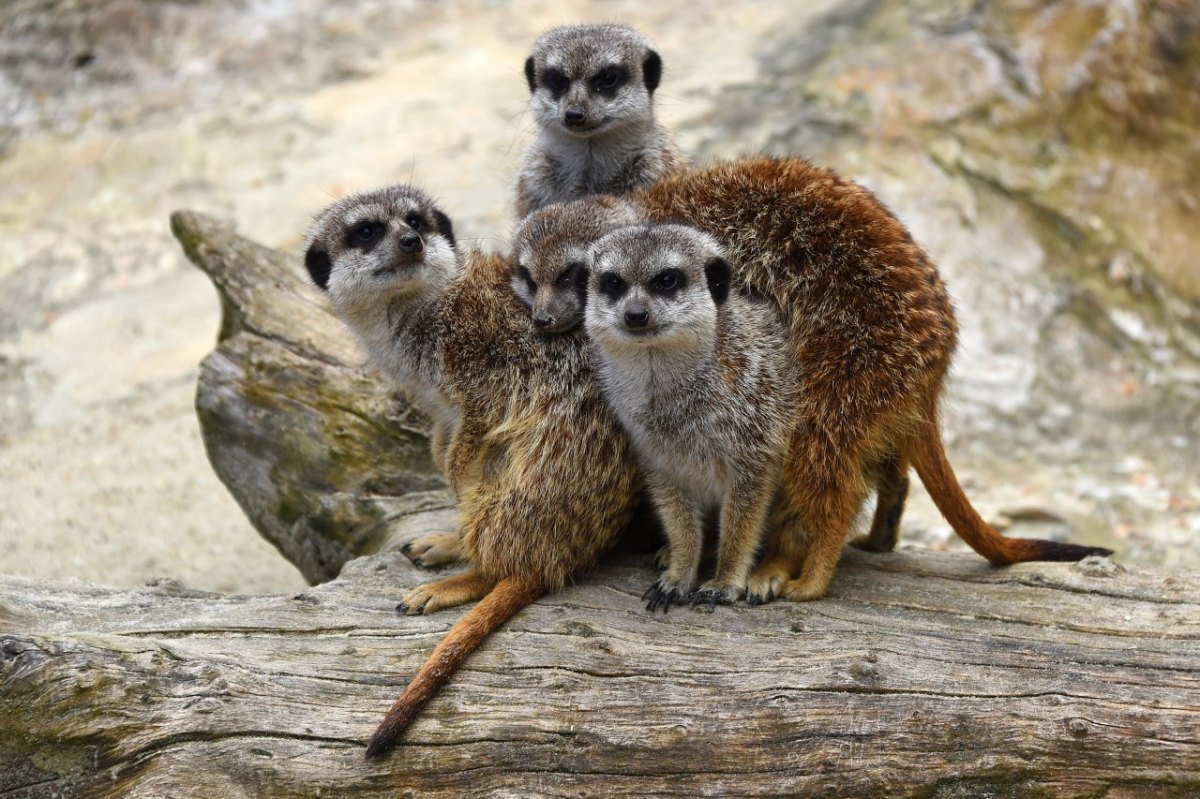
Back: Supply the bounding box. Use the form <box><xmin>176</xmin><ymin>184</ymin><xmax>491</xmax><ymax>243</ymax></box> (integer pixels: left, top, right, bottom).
<box><xmin>563</xmin><ymin>107</ymin><xmax>587</xmax><ymax>127</ymax></box>
<box><xmin>398</xmin><ymin>232</ymin><xmax>423</xmax><ymax>253</ymax></box>
<box><xmin>533</xmin><ymin>313</ymin><xmax>554</xmax><ymax>329</ymax></box>
<box><xmin>623</xmin><ymin>305</ymin><xmax>649</xmax><ymax>329</ymax></box>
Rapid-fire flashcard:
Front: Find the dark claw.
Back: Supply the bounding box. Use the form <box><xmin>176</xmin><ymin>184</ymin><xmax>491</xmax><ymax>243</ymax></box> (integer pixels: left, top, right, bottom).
<box><xmin>746</xmin><ymin>593</ymin><xmax>763</xmax><ymax>606</ymax></box>
<box><xmin>690</xmin><ymin>588</ymin><xmax>732</xmax><ymax>611</ymax></box>
<box><xmin>399</xmin><ymin>542</ymin><xmax>413</xmax><ymax>556</ymax></box>
<box><xmin>643</xmin><ymin>583</ymin><xmax>683</xmax><ymax>614</ymax></box>
<box><xmin>395</xmin><ymin>601</ymin><xmax>408</xmax><ymax>613</ymax></box>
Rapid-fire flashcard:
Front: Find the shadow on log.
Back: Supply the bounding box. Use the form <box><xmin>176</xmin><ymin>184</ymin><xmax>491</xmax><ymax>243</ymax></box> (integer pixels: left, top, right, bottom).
<box><xmin>1</xmin><ymin>211</ymin><xmax>1196</xmax><ymax>797</ymax></box>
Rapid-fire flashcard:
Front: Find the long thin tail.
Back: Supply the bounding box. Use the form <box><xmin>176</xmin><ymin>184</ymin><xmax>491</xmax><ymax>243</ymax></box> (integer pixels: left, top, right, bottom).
<box><xmin>909</xmin><ymin>420</ymin><xmax>1113</xmax><ymax>565</ymax></box>
<box><xmin>365</xmin><ymin>576</ymin><xmax>543</xmax><ymax>759</ymax></box>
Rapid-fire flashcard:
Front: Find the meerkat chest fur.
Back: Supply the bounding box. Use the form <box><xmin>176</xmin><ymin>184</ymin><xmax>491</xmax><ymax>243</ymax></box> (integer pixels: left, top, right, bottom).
<box><xmin>586</xmin><ymin>225</ymin><xmax>799</xmax><ymax>504</ymax></box>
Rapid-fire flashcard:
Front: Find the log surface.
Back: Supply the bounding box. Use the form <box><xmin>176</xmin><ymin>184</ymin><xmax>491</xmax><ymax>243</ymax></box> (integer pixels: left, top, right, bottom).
<box><xmin>2</xmin><ymin>519</ymin><xmax>1197</xmax><ymax>798</ymax></box>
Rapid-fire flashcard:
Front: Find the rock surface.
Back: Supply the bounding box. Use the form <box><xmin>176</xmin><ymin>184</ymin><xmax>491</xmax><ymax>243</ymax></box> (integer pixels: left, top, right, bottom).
<box><xmin>1</xmin><ymin>0</ymin><xmax>1197</xmax><ymax>593</ymax></box>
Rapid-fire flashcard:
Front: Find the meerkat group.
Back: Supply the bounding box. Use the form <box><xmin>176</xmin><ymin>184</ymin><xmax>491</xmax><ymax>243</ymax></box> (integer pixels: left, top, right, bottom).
<box><xmin>303</xmin><ymin>23</ymin><xmax>1112</xmax><ymax>758</ymax></box>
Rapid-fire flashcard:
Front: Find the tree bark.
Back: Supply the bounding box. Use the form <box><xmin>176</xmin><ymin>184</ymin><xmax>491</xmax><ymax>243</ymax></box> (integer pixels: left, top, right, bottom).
<box><xmin>2</xmin><ymin>529</ymin><xmax>1197</xmax><ymax>799</ymax></box>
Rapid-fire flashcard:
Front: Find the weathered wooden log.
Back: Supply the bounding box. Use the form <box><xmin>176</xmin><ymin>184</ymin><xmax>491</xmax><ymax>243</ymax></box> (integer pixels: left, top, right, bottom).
<box><xmin>171</xmin><ymin>210</ymin><xmax>450</xmax><ymax>584</ymax></box>
<box><xmin>1</xmin><ymin>515</ymin><xmax>1197</xmax><ymax>798</ymax></box>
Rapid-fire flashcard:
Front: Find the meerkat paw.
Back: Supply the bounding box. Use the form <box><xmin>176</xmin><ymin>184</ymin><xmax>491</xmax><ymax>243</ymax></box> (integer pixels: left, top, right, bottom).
<box><xmin>396</xmin><ymin>572</ymin><xmax>492</xmax><ymax>616</ymax></box>
<box><xmin>849</xmin><ymin>533</ymin><xmax>892</xmax><ymax>553</ymax></box>
<box><xmin>778</xmin><ymin>575</ymin><xmax>833</xmax><ymax>603</ymax></box>
<box><xmin>642</xmin><ymin>575</ymin><xmax>695</xmax><ymax>614</ymax></box>
<box><xmin>399</xmin><ymin>531</ymin><xmax>464</xmax><ymax>569</ymax></box>
<box><xmin>689</xmin><ymin>580</ymin><xmax>744</xmax><ymax>612</ymax></box>
<box><xmin>746</xmin><ymin>558</ymin><xmax>794</xmax><ymax>605</ymax></box>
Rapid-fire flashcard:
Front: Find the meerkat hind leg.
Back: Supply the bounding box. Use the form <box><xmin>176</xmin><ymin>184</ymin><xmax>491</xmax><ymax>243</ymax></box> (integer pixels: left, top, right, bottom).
<box><xmin>397</xmin><ymin>570</ymin><xmax>496</xmax><ymax>616</ymax></box>
<box><xmin>746</xmin><ymin>496</ymin><xmax>807</xmax><ymax>604</ymax></box>
<box><xmin>780</xmin><ymin>488</ymin><xmax>861</xmax><ymax>602</ymax></box>
<box><xmin>400</xmin><ymin>532</ymin><xmax>465</xmax><ymax>569</ymax></box>
<box><xmin>851</xmin><ymin>454</ymin><xmax>910</xmax><ymax>553</ymax></box>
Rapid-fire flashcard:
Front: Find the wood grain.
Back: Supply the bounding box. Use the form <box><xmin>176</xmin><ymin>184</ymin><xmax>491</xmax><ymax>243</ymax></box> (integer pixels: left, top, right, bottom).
<box><xmin>3</xmin><ymin>522</ymin><xmax>1197</xmax><ymax>798</ymax></box>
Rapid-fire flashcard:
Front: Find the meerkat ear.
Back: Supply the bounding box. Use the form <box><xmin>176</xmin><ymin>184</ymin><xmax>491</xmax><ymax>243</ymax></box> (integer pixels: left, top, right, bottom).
<box><xmin>643</xmin><ymin>51</ymin><xmax>662</xmax><ymax>94</ymax></box>
<box><xmin>524</xmin><ymin>56</ymin><xmax>537</xmax><ymax>93</ymax></box>
<box><xmin>704</xmin><ymin>257</ymin><xmax>731</xmax><ymax>305</ymax></box>
<box><xmin>304</xmin><ymin>245</ymin><xmax>332</xmax><ymax>291</ymax></box>
<box><xmin>431</xmin><ymin>209</ymin><xmax>456</xmax><ymax>249</ymax></box>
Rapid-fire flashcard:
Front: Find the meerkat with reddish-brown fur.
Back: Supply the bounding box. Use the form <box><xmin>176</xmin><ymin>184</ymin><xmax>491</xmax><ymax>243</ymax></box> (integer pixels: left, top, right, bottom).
<box><xmin>517</xmin><ymin>23</ymin><xmax>683</xmax><ymax>218</ymax></box>
<box><xmin>304</xmin><ymin>185</ymin><xmax>639</xmax><ymax>758</ymax></box>
<box><xmin>638</xmin><ymin>156</ymin><xmax>1112</xmax><ymax>601</ymax></box>
<box><xmin>510</xmin><ymin>193</ymin><xmax>910</xmax><ymax>575</ymax></box>
<box><xmin>509</xmin><ymin>156</ymin><xmax>1112</xmax><ymax>603</ymax></box>
<box><xmin>585</xmin><ymin>224</ymin><xmax>800</xmax><ymax>609</ymax></box>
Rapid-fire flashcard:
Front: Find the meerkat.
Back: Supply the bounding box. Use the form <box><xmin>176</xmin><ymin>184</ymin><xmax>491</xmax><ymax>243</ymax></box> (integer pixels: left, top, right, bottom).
<box><xmin>636</xmin><ymin>156</ymin><xmax>1112</xmax><ymax>601</ymax></box>
<box><xmin>510</xmin><ymin>193</ymin><xmax>911</xmax><ymax>564</ymax></box>
<box><xmin>510</xmin><ymin>155</ymin><xmax>1112</xmax><ymax>603</ymax></box>
<box><xmin>516</xmin><ymin>23</ymin><xmax>683</xmax><ymax>218</ymax></box>
<box><xmin>304</xmin><ymin>186</ymin><xmax>639</xmax><ymax>758</ymax></box>
<box><xmin>585</xmin><ymin>224</ymin><xmax>800</xmax><ymax>609</ymax></box>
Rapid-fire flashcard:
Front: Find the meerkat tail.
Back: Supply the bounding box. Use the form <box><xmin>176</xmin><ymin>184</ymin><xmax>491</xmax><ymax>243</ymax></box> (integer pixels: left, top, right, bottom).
<box><xmin>908</xmin><ymin>419</ymin><xmax>1113</xmax><ymax>565</ymax></box>
<box><xmin>365</xmin><ymin>576</ymin><xmax>543</xmax><ymax>759</ymax></box>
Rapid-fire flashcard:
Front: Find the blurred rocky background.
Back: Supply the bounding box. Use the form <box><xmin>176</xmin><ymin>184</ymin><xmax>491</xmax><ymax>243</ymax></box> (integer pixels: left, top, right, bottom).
<box><xmin>1</xmin><ymin>0</ymin><xmax>1196</xmax><ymax>593</ymax></box>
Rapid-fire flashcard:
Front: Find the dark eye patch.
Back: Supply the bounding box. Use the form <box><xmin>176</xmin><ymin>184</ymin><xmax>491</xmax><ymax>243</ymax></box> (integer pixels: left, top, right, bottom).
<box><xmin>557</xmin><ymin>261</ymin><xmax>586</xmax><ymax>286</ymax></box>
<box><xmin>591</xmin><ymin>65</ymin><xmax>628</xmax><ymax>97</ymax></box>
<box><xmin>649</xmin><ymin>268</ymin><xmax>685</xmax><ymax>295</ymax></box>
<box><xmin>348</xmin><ymin>221</ymin><xmax>384</xmax><ymax>249</ymax></box>
<box><xmin>517</xmin><ymin>264</ymin><xmax>537</xmax><ymax>294</ymax></box>
<box><xmin>542</xmin><ymin>68</ymin><xmax>570</xmax><ymax>99</ymax></box>
<box><xmin>598</xmin><ymin>272</ymin><xmax>627</xmax><ymax>300</ymax></box>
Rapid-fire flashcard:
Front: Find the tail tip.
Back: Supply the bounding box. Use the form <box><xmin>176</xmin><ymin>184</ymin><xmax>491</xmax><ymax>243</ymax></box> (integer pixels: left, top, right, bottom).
<box><xmin>364</xmin><ymin>727</ymin><xmax>398</xmax><ymax>761</ymax></box>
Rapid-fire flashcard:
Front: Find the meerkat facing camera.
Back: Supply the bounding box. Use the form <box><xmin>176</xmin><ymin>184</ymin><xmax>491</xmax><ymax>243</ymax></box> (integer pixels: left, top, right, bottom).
<box><xmin>585</xmin><ymin>223</ymin><xmax>800</xmax><ymax>609</ymax></box>
<box><xmin>516</xmin><ymin>23</ymin><xmax>683</xmax><ymax>218</ymax></box>
<box><xmin>305</xmin><ymin>186</ymin><xmax>639</xmax><ymax>758</ymax></box>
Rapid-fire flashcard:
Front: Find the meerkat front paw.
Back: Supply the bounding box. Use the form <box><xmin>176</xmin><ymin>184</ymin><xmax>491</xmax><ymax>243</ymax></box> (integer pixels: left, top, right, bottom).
<box><xmin>690</xmin><ymin>580</ymin><xmax>744</xmax><ymax>611</ymax></box>
<box><xmin>779</xmin><ymin>575</ymin><xmax>833</xmax><ymax>603</ymax></box>
<box><xmin>400</xmin><ymin>532</ymin><xmax>464</xmax><ymax>569</ymax></box>
<box><xmin>642</xmin><ymin>575</ymin><xmax>695</xmax><ymax>613</ymax></box>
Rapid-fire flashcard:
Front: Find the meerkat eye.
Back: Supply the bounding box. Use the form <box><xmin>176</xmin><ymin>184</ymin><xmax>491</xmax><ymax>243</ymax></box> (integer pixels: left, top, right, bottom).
<box><xmin>598</xmin><ymin>273</ymin><xmax>627</xmax><ymax>299</ymax></box>
<box><xmin>593</xmin><ymin>65</ymin><xmax>625</xmax><ymax>93</ymax></box>
<box><xmin>649</xmin><ymin>269</ymin><xmax>684</xmax><ymax>294</ymax></box>
<box><xmin>543</xmin><ymin>69</ymin><xmax>569</xmax><ymax>95</ymax></box>
<box><xmin>405</xmin><ymin>213</ymin><xmax>424</xmax><ymax>232</ymax></box>
<box><xmin>517</xmin><ymin>264</ymin><xmax>537</xmax><ymax>293</ymax></box>
<box><xmin>349</xmin><ymin>221</ymin><xmax>384</xmax><ymax>246</ymax></box>
<box><xmin>558</xmin><ymin>261</ymin><xmax>586</xmax><ymax>286</ymax></box>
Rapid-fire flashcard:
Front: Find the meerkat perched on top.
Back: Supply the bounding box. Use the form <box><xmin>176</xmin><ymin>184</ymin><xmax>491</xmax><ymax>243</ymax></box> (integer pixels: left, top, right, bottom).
<box><xmin>516</xmin><ymin>23</ymin><xmax>683</xmax><ymax>218</ymax></box>
<box><xmin>304</xmin><ymin>186</ymin><xmax>639</xmax><ymax>758</ymax></box>
<box><xmin>586</xmin><ymin>224</ymin><xmax>800</xmax><ymax>609</ymax></box>
<box><xmin>510</xmin><ymin>156</ymin><xmax>1112</xmax><ymax>604</ymax></box>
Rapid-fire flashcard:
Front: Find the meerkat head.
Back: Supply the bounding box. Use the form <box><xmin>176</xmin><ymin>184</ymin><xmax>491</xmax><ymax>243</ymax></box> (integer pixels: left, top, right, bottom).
<box><xmin>524</xmin><ymin>23</ymin><xmax>663</xmax><ymax>140</ymax></box>
<box><xmin>510</xmin><ymin>195</ymin><xmax>645</xmax><ymax>334</ymax></box>
<box><xmin>304</xmin><ymin>185</ymin><xmax>458</xmax><ymax>313</ymax></box>
<box><xmin>585</xmin><ymin>224</ymin><xmax>732</xmax><ymax>356</ymax></box>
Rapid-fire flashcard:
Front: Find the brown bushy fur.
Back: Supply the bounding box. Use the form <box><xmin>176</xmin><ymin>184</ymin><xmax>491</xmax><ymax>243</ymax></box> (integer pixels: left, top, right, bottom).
<box><xmin>633</xmin><ymin>156</ymin><xmax>1111</xmax><ymax>600</ymax></box>
<box><xmin>370</xmin><ymin>252</ymin><xmax>639</xmax><ymax>756</ymax></box>
<box><xmin>304</xmin><ymin>188</ymin><xmax>639</xmax><ymax>758</ymax></box>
